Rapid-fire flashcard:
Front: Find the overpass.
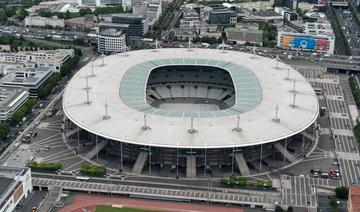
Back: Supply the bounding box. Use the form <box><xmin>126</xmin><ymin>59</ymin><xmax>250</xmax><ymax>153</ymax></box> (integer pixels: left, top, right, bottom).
<box><xmin>32</xmin><ymin>177</ymin><xmax>281</xmax><ymax>209</ymax></box>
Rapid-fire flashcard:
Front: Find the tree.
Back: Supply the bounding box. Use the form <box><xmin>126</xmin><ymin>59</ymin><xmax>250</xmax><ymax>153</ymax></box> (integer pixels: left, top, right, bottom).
<box><xmin>16</xmin><ymin>8</ymin><xmax>28</xmax><ymax>20</ymax></box>
<box><xmin>79</xmin><ymin>8</ymin><xmax>92</xmax><ymax>16</ymax></box>
<box><xmin>335</xmin><ymin>186</ymin><xmax>349</xmax><ymax>199</ymax></box>
<box><xmin>274</xmin><ymin>206</ymin><xmax>283</xmax><ymax>212</ymax></box>
<box><xmin>65</xmin><ymin>10</ymin><xmax>71</xmax><ymax>19</ymax></box>
<box><xmin>0</xmin><ymin>123</ymin><xmax>10</xmax><ymax>140</ymax></box>
<box><xmin>328</xmin><ymin>196</ymin><xmax>338</xmax><ymax>209</ymax></box>
<box><xmin>287</xmin><ymin>206</ymin><xmax>293</xmax><ymax>212</ymax></box>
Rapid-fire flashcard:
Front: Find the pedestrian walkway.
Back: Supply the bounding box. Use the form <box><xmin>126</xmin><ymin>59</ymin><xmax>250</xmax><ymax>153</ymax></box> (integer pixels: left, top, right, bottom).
<box><xmin>33</xmin><ymin>177</ymin><xmax>281</xmax><ymax>208</ymax></box>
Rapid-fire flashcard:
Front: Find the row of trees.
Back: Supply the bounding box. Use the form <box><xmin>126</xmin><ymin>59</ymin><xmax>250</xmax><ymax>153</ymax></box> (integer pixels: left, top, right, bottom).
<box><xmin>260</xmin><ymin>22</ymin><xmax>277</xmax><ymax>48</ymax></box>
<box><xmin>327</xmin><ymin>187</ymin><xmax>348</xmax><ymax>211</ymax></box>
<box><xmin>10</xmin><ymin>98</ymin><xmax>38</xmax><ymax>126</ymax></box>
<box><xmin>153</xmin><ymin>0</ymin><xmax>185</xmax><ymax>31</ymax></box>
<box><xmin>28</xmin><ymin>161</ymin><xmax>63</xmax><ymax>171</ymax></box>
<box><xmin>0</xmin><ymin>123</ymin><xmax>10</xmax><ymax>140</ymax></box>
<box><xmin>328</xmin><ymin>5</ymin><xmax>351</xmax><ymax>55</ymax></box>
<box><xmin>60</xmin><ymin>54</ymin><xmax>80</xmax><ymax>77</ymax></box>
<box><xmin>349</xmin><ymin>77</ymin><xmax>360</xmax><ymax>106</ymax></box>
<box><xmin>38</xmin><ymin>73</ymin><xmax>62</xmax><ymax>99</ymax></box>
<box><xmin>220</xmin><ymin>175</ymin><xmax>273</xmax><ymax>188</ymax></box>
<box><xmin>0</xmin><ymin>5</ymin><xmax>28</xmax><ymax>23</ymax></box>
<box><xmin>0</xmin><ymin>35</ymin><xmax>65</xmax><ymax>52</ymax></box>
<box><xmin>80</xmin><ymin>164</ymin><xmax>106</xmax><ymax>176</ymax></box>
<box><xmin>38</xmin><ymin>49</ymin><xmax>82</xmax><ymax>98</ymax></box>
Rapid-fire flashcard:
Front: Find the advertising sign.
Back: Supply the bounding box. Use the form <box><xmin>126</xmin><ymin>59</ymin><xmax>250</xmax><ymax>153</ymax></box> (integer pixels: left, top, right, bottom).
<box><xmin>12</xmin><ymin>183</ymin><xmax>23</xmax><ymax>203</ymax></box>
<box><xmin>290</xmin><ymin>37</ymin><xmax>316</xmax><ymax>49</ymax></box>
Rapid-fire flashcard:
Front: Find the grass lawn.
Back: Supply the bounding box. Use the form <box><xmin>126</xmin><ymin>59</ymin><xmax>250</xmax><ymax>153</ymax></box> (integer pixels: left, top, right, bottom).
<box><xmin>95</xmin><ymin>205</ymin><xmax>160</xmax><ymax>212</ymax></box>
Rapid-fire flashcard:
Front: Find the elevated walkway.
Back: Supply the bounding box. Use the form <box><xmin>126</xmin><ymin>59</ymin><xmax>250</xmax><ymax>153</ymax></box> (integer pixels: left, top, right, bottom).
<box><xmin>86</xmin><ymin>140</ymin><xmax>108</xmax><ymax>159</ymax></box>
<box><xmin>132</xmin><ymin>152</ymin><xmax>148</xmax><ymax>174</ymax></box>
<box><xmin>274</xmin><ymin>143</ymin><xmax>296</xmax><ymax>163</ymax></box>
<box><xmin>186</xmin><ymin>156</ymin><xmax>196</xmax><ymax>178</ymax></box>
<box><xmin>234</xmin><ymin>153</ymin><xmax>250</xmax><ymax>176</ymax></box>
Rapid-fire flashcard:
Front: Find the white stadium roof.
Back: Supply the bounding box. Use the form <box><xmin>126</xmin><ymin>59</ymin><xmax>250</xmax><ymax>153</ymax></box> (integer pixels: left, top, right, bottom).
<box><xmin>63</xmin><ymin>48</ymin><xmax>318</xmax><ymax>149</ymax></box>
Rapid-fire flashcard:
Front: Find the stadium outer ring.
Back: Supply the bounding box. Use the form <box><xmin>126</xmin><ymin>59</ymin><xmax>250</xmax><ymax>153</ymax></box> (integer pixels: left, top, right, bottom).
<box><xmin>62</xmin><ymin>48</ymin><xmax>319</xmax><ymax>149</ymax></box>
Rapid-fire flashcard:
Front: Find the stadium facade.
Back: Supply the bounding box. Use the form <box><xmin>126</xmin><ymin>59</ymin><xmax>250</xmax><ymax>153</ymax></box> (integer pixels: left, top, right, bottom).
<box><xmin>63</xmin><ymin>48</ymin><xmax>319</xmax><ymax>178</ymax></box>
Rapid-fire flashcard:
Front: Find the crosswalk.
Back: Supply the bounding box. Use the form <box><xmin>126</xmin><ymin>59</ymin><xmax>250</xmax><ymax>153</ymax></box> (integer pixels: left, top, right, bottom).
<box><xmin>281</xmin><ymin>175</ymin><xmax>340</xmax><ymax>208</ymax></box>
<box><xmin>323</xmin><ymin>75</ymin><xmax>360</xmax><ymax>187</ymax></box>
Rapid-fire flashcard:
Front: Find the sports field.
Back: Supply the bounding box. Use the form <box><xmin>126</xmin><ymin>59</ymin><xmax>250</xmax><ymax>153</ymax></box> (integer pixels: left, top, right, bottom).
<box><xmin>96</xmin><ymin>205</ymin><xmax>159</xmax><ymax>212</ymax></box>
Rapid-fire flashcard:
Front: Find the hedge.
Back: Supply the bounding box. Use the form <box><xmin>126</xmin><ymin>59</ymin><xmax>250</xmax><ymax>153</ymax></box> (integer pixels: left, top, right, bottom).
<box><xmin>220</xmin><ymin>175</ymin><xmax>272</xmax><ymax>188</ymax></box>
<box><xmin>80</xmin><ymin>164</ymin><xmax>106</xmax><ymax>176</ymax></box>
<box><xmin>28</xmin><ymin>161</ymin><xmax>62</xmax><ymax>171</ymax></box>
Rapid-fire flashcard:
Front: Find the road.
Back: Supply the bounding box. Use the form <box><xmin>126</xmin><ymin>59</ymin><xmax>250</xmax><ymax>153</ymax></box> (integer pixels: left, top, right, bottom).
<box><xmin>335</xmin><ymin>8</ymin><xmax>360</xmax><ymax>55</ymax></box>
<box><xmin>0</xmin><ymin>48</ymin><xmax>97</xmax><ymax>166</ymax></box>
<box><xmin>0</xmin><ymin>25</ymin><xmax>89</xmax><ymax>42</ymax></box>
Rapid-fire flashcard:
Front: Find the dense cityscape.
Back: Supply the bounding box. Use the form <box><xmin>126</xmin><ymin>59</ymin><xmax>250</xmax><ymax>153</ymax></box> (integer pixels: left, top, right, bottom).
<box><xmin>0</xmin><ymin>0</ymin><xmax>359</xmax><ymax>211</ymax></box>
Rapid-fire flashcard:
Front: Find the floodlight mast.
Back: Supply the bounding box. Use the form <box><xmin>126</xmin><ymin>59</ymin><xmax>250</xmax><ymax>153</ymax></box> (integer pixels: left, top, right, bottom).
<box><xmin>188</xmin><ymin>117</ymin><xmax>197</xmax><ymax>134</ymax></box>
<box><xmin>100</xmin><ymin>53</ymin><xmax>105</xmax><ymax>66</ymax></box>
<box><xmin>272</xmin><ymin>103</ymin><xmax>280</xmax><ymax>123</ymax></box>
<box><xmin>103</xmin><ymin>101</ymin><xmax>111</xmax><ymax>120</ymax></box>
<box><xmin>232</xmin><ymin>114</ymin><xmax>241</xmax><ymax>132</ymax></box>
<box><xmin>90</xmin><ymin>62</ymin><xmax>95</xmax><ymax>77</ymax></box>
<box><xmin>141</xmin><ymin>114</ymin><xmax>151</xmax><ymax>131</ymax></box>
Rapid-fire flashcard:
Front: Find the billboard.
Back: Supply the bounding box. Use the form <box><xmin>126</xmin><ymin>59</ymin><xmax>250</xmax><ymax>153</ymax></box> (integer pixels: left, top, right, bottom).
<box><xmin>12</xmin><ymin>183</ymin><xmax>23</xmax><ymax>203</ymax></box>
<box><xmin>282</xmin><ymin>36</ymin><xmax>328</xmax><ymax>51</ymax></box>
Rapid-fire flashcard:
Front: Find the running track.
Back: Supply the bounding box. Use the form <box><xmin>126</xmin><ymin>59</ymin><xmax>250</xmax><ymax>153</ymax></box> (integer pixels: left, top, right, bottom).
<box><xmin>59</xmin><ymin>194</ymin><xmax>244</xmax><ymax>212</ymax></box>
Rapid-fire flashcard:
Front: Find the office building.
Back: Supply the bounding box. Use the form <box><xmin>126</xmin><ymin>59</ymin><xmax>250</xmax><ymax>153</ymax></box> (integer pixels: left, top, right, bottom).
<box><xmin>0</xmin><ymin>49</ymin><xmax>74</xmax><ymax>73</ymax></box>
<box><xmin>180</xmin><ymin>9</ymin><xmax>200</xmax><ymax>29</ymax></box>
<box><xmin>225</xmin><ymin>27</ymin><xmax>263</xmax><ymax>46</ymax></box>
<box><xmin>98</xmin><ymin>28</ymin><xmax>127</xmax><ymax>54</ymax></box>
<box><xmin>0</xmin><ymin>166</ymin><xmax>32</xmax><ymax>212</ymax></box>
<box><xmin>349</xmin><ymin>186</ymin><xmax>360</xmax><ymax>212</ymax></box>
<box><xmin>1</xmin><ymin>69</ymin><xmax>53</xmax><ymax>97</ymax></box>
<box><xmin>78</xmin><ymin>0</ymin><xmax>121</xmax><ymax>6</ymax></box>
<box><xmin>25</xmin><ymin>16</ymin><xmax>65</xmax><ymax>28</ymax></box>
<box><xmin>209</xmin><ymin>7</ymin><xmax>237</xmax><ymax>25</ymax></box>
<box><xmin>112</xmin><ymin>14</ymin><xmax>149</xmax><ymax>39</ymax></box>
<box><xmin>0</xmin><ymin>87</ymin><xmax>29</xmax><ymax>121</ymax></box>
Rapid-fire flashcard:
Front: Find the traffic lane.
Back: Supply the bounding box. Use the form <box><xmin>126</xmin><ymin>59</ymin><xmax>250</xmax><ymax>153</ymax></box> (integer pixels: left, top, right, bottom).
<box><xmin>18</xmin><ymin>189</ymin><xmax>46</xmax><ymax>212</ymax></box>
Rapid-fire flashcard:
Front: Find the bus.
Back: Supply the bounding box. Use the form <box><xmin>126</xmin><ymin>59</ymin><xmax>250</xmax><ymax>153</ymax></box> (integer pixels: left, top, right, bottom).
<box><xmin>76</xmin><ymin>176</ymin><xmax>90</xmax><ymax>181</ymax></box>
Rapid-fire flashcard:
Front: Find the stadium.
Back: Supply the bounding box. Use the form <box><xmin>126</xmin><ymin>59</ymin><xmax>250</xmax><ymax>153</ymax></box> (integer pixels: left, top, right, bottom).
<box><xmin>62</xmin><ymin>48</ymin><xmax>319</xmax><ymax>178</ymax></box>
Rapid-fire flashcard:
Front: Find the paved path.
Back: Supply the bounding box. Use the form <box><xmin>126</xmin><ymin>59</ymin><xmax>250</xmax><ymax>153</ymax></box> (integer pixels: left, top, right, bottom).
<box><xmin>59</xmin><ymin>194</ymin><xmax>244</xmax><ymax>212</ymax></box>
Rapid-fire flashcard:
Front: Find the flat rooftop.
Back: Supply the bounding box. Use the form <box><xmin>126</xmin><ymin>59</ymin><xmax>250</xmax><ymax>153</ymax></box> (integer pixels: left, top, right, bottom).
<box><xmin>63</xmin><ymin>48</ymin><xmax>318</xmax><ymax>149</ymax></box>
<box><xmin>0</xmin><ymin>86</ymin><xmax>28</xmax><ymax>111</ymax></box>
<box><xmin>1</xmin><ymin>70</ymin><xmax>52</xmax><ymax>87</ymax></box>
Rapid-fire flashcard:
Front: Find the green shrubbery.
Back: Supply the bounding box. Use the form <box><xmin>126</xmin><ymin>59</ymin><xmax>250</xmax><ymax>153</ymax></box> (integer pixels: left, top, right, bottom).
<box><xmin>220</xmin><ymin>175</ymin><xmax>272</xmax><ymax>188</ymax></box>
<box><xmin>349</xmin><ymin>77</ymin><xmax>360</xmax><ymax>106</ymax></box>
<box><xmin>0</xmin><ymin>123</ymin><xmax>10</xmax><ymax>140</ymax></box>
<box><xmin>60</xmin><ymin>54</ymin><xmax>80</xmax><ymax>77</ymax></box>
<box><xmin>28</xmin><ymin>161</ymin><xmax>63</xmax><ymax>171</ymax></box>
<box><xmin>335</xmin><ymin>186</ymin><xmax>349</xmax><ymax>199</ymax></box>
<box><xmin>328</xmin><ymin>4</ymin><xmax>351</xmax><ymax>55</ymax></box>
<box><xmin>80</xmin><ymin>165</ymin><xmax>106</xmax><ymax>176</ymax></box>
